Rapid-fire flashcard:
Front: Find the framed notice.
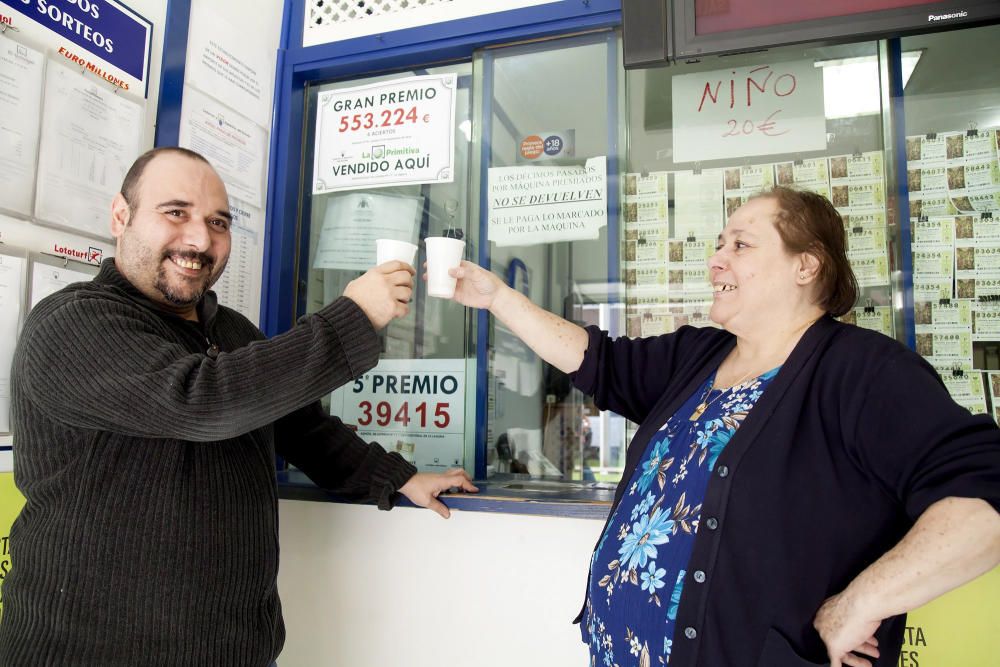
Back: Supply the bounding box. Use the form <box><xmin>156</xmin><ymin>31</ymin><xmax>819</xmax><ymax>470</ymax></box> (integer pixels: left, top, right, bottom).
<box><xmin>313</xmin><ymin>73</ymin><xmax>457</xmax><ymax>193</ymax></box>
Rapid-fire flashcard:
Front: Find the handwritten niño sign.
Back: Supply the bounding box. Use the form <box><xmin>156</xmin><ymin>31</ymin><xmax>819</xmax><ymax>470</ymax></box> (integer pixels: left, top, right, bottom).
<box><xmin>671</xmin><ymin>60</ymin><xmax>826</xmax><ymax>163</ymax></box>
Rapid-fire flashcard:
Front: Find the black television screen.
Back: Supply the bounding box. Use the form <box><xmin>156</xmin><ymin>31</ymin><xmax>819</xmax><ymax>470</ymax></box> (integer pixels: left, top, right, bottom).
<box><xmin>674</xmin><ymin>0</ymin><xmax>1000</xmax><ymax>59</ymax></box>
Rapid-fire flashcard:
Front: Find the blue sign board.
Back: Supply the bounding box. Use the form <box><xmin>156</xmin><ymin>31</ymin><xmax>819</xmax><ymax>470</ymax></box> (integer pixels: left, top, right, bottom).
<box><xmin>2</xmin><ymin>0</ymin><xmax>151</xmax><ymax>82</ymax></box>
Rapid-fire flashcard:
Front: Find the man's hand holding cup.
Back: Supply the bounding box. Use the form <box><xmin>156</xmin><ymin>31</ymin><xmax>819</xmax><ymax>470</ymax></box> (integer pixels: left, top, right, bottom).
<box><xmin>344</xmin><ymin>256</ymin><xmax>415</xmax><ymax>329</ymax></box>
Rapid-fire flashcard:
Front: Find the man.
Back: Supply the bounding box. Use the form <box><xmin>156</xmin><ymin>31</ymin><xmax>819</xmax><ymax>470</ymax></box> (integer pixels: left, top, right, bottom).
<box><xmin>0</xmin><ymin>147</ymin><xmax>476</xmax><ymax>666</ymax></box>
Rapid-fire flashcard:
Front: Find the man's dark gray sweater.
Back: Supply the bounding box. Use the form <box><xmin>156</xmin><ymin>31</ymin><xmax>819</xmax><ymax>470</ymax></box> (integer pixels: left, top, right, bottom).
<box><xmin>0</xmin><ymin>259</ymin><xmax>416</xmax><ymax>666</ymax></box>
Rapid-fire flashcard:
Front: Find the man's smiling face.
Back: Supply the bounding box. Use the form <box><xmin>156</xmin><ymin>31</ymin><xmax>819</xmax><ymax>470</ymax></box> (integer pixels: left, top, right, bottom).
<box><xmin>110</xmin><ymin>151</ymin><xmax>232</xmax><ymax>319</ymax></box>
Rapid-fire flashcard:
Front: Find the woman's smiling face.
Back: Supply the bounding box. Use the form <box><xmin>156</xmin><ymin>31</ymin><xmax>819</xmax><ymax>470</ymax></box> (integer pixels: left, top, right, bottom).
<box><xmin>708</xmin><ymin>196</ymin><xmax>807</xmax><ymax>334</ymax></box>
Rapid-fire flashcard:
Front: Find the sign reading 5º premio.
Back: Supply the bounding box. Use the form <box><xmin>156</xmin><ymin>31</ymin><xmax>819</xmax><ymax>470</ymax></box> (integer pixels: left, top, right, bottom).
<box><xmin>312</xmin><ymin>73</ymin><xmax>457</xmax><ymax>193</ymax></box>
<box><xmin>330</xmin><ymin>359</ymin><xmax>466</xmax><ymax>472</ymax></box>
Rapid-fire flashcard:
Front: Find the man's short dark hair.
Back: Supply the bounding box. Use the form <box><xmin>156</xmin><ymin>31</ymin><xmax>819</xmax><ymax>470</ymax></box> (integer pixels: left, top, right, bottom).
<box><xmin>120</xmin><ymin>147</ymin><xmax>211</xmax><ymax>212</ymax></box>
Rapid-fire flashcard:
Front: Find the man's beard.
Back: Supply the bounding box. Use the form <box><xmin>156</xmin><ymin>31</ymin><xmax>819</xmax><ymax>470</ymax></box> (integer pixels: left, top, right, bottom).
<box><xmin>154</xmin><ymin>250</ymin><xmax>219</xmax><ymax>306</ymax></box>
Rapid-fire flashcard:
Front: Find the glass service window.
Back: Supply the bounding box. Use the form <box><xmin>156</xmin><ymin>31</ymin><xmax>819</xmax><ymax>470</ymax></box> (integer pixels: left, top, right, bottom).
<box><xmin>299</xmin><ymin>62</ymin><xmax>477</xmax><ymax>472</ymax></box>
<box><xmin>474</xmin><ymin>32</ymin><xmax>627</xmax><ymax>484</ymax></box>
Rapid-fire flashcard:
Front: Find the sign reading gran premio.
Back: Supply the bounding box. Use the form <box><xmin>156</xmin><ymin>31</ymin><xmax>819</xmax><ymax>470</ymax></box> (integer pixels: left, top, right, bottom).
<box><xmin>1</xmin><ymin>0</ymin><xmax>151</xmax><ymax>88</ymax></box>
<box><xmin>312</xmin><ymin>73</ymin><xmax>457</xmax><ymax>193</ymax></box>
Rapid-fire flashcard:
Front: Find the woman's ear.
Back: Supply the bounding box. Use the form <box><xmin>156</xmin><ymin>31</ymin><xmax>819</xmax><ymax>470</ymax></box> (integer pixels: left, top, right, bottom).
<box><xmin>796</xmin><ymin>252</ymin><xmax>822</xmax><ymax>284</ymax></box>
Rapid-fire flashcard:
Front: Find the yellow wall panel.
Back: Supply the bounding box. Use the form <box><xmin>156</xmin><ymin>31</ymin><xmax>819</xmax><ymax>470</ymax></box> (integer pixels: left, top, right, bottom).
<box><xmin>902</xmin><ymin>567</ymin><xmax>1000</xmax><ymax>667</ymax></box>
<box><xmin>0</xmin><ymin>473</ymin><xmax>25</xmax><ymax>619</ymax></box>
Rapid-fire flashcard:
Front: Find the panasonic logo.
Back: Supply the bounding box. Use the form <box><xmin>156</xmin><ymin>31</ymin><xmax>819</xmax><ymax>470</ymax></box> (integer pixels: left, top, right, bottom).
<box><xmin>928</xmin><ymin>10</ymin><xmax>968</xmax><ymax>21</ymax></box>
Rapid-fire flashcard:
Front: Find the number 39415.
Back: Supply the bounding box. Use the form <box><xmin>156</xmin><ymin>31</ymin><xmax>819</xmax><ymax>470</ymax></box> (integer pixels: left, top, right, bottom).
<box><xmin>357</xmin><ymin>401</ymin><xmax>450</xmax><ymax>429</ymax></box>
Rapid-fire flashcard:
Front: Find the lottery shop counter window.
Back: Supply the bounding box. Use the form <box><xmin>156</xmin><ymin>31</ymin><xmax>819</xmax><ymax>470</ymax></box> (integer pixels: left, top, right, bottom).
<box><xmin>286</xmin><ymin>31</ymin><xmax>629</xmax><ymax>501</ymax></box>
<box><xmin>276</xmin><ymin>468</ymin><xmax>615</xmax><ymax>520</ymax></box>
<box><xmin>292</xmin><ymin>60</ymin><xmax>479</xmax><ymax>485</ymax></box>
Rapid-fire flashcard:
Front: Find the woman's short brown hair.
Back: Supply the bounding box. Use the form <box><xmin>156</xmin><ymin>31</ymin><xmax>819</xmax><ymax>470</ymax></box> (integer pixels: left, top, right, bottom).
<box><xmin>752</xmin><ymin>186</ymin><xmax>859</xmax><ymax>317</ymax></box>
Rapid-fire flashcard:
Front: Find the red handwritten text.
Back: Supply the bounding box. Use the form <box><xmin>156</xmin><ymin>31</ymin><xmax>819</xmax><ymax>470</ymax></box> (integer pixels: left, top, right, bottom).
<box><xmin>698</xmin><ymin>65</ymin><xmax>798</xmax><ymax>112</ymax></box>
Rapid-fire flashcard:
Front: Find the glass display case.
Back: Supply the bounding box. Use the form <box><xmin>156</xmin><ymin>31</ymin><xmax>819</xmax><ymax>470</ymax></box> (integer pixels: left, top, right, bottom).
<box><xmin>900</xmin><ymin>24</ymin><xmax>1000</xmax><ymax>414</ymax></box>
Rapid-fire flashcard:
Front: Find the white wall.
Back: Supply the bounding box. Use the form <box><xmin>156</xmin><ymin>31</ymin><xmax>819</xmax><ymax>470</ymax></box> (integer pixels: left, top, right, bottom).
<box><xmin>277</xmin><ymin>499</ymin><xmax>603</xmax><ymax>667</ymax></box>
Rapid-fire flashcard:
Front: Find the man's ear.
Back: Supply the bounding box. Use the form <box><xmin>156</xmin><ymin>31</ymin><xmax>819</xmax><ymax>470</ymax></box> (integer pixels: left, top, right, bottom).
<box><xmin>110</xmin><ymin>193</ymin><xmax>130</xmax><ymax>238</ymax></box>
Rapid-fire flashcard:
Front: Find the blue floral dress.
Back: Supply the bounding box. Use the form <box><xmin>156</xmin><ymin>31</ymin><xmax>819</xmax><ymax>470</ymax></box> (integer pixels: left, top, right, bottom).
<box><xmin>583</xmin><ymin>367</ymin><xmax>780</xmax><ymax>666</ymax></box>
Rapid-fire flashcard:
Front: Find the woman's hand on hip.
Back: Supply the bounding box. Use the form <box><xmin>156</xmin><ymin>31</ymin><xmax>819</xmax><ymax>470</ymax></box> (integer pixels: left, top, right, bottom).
<box><xmin>813</xmin><ymin>589</ymin><xmax>882</xmax><ymax>667</ymax></box>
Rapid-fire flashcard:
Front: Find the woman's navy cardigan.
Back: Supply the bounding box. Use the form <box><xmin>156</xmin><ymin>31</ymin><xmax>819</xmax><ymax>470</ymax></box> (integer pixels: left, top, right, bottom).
<box><xmin>570</xmin><ymin>315</ymin><xmax>1000</xmax><ymax>667</ymax></box>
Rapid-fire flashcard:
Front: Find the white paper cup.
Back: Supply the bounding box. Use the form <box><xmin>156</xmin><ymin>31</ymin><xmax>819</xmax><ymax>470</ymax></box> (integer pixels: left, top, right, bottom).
<box><xmin>375</xmin><ymin>239</ymin><xmax>418</xmax><ymax>267</ymax></box>
<box><xmin>425</xmin><ymin>237</ymin><xmax>466</xmax><ymax>298</ymax></box>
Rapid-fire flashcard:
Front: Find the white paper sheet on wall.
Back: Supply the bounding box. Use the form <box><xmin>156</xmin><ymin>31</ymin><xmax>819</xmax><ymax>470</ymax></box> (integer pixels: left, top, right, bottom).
<box><xmin>312</xmin><ymin>73</ymin><xmax>458</xmax><ymax>194</ymax></box>
<box><xmin>29</xmin><ymin>260</ymin><xmax>96</xmax><ymax>310</ymax></box>
<box><xmin>671</xmin><ymin>59</ymin><xmax>827</xmax><ymax>162</ymax></box>
<box><xmin>33</xmin><ymin>59</ymin><xmax>144</xmax><ymax>240</ymax></box>
<box><xmin>210</xmin><ymin>197</ymin><xmax>264</xmax><ymax>325</ymax></box>
<box><xmin>184</xmin><ymin>5</ymin><xmax>272</xmax><ymax>129</ymax></box>
<box><xmin>673</xmin><ymin>169</ymin><xmax>725</xmax><ymax>239</ymax></box>
<box><xmin>313</xmin><ymin>192</ymin><xmax>423</xmax><ymax>271</ymax></box>
<box><xmin>0</xmin><ymin>34</ymin><xmax>45</xmax><ymax>218</ymax></box>
<box><xmin>488</xmin><ymin>156</ymin><xmax>607</xmax><ymax>247</ymax></box>
<box><xmin>0</xmin><ymin>252</ymin><xmax>27</xmax><ymax>434</ymax></box>
<box><xmin>179</xmin><ymin>85</ymin><xmax>266</xmax><ymax>208</ymax></box>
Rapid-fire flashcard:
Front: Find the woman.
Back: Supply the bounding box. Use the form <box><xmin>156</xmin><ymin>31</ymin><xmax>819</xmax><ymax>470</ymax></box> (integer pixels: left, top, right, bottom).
<box><xmin>448</xmin><ymin>187</ymin><xmax>1000</xmax><ymax>667</ymax></box>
